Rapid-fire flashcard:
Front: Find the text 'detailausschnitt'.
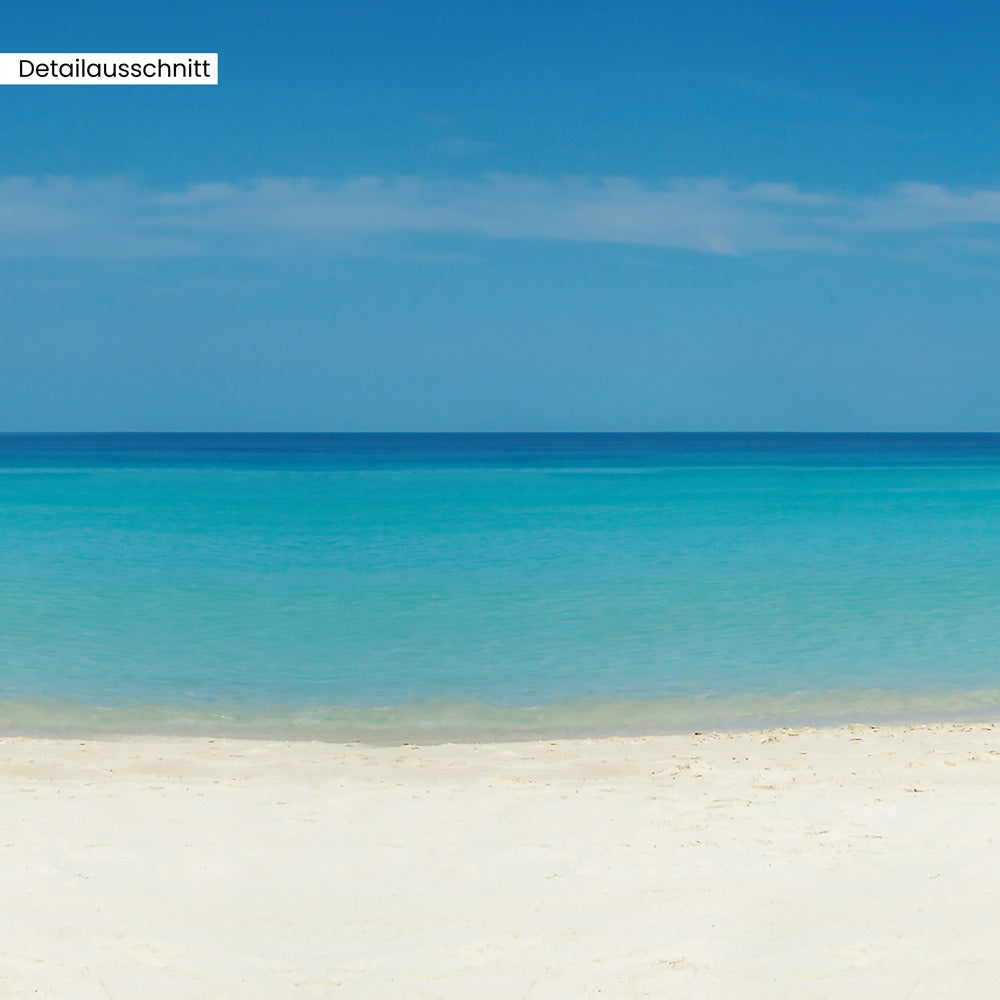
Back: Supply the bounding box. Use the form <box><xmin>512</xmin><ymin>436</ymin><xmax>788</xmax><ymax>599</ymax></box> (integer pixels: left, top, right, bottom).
<box><xmin>0</xmin><ymin>53</ymin><xmax>219</xmax><ymax>84</ymax></box>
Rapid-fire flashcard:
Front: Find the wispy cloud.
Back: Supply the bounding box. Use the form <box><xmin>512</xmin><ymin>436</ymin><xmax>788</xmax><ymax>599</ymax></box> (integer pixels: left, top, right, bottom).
<box><xmin>4</xmin><ymin>173</ymin><xmax>1000</xmax><ymax>259</ymax></box>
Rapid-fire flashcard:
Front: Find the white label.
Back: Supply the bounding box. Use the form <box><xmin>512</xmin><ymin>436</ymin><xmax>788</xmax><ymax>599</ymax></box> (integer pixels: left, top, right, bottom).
<box><xmin>0</xmin><ymin>53</ymin><xmax>219</xmax><ymax>85</ymax></box>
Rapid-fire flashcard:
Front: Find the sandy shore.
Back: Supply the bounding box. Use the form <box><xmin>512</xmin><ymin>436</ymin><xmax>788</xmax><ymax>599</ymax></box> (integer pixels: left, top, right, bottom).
<box><xmin>2</xmin><ymin>724</ymin><xmax>1000</xmax><ymax>998</ymax></box>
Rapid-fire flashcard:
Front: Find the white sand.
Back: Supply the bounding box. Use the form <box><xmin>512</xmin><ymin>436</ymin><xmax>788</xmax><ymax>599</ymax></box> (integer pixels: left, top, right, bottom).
<box><xmin>2</xmin><ymin>724</ymin><xmax>1000</xmax><ymax>998</ymax></box>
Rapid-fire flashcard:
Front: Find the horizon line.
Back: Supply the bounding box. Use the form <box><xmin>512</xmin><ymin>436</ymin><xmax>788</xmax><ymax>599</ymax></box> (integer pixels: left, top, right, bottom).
<box><xmin>5</xmin><ymin>430</ymin><xmax>1000</xmax><ymax>437</ymax></box>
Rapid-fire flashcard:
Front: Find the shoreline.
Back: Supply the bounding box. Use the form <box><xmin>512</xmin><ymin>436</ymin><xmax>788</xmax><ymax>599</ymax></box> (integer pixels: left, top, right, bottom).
<box><xmin>4</xmin><ymin>722</ymin><xmax>1000</xmax><ymax>996</ymax></box>
<box><xmin>5</xmin><ymin>688</ymin><xmax>1000</xmax><ymax>744</ymax></box>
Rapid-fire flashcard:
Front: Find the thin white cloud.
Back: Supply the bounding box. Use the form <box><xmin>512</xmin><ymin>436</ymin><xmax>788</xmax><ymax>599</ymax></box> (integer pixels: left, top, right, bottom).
<box><xmin>4</xmin><ymin>174</ymin><xmax>1000</xmax><ymax>258</ymax></box>
<box><xmin>151</xmin><ymin>175</ymin><xmax>843</xmax><ymax>254</ymax></box>
<box><xmin>0</xmin><ymin>176</ymin><xmax>200</xmax><ymax>257</ymax></box>
<box><xmin>854</xmin><ymin>182</ymin><xmax>1000</xmax><ymax>230</ymax></box>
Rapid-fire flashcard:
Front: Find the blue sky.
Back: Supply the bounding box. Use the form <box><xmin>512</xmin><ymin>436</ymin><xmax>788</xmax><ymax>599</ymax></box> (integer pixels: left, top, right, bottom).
<box><xmin>3</xmin><ymin>0</ymin><xmax>1000</xmax><ymax>429</ymax></box>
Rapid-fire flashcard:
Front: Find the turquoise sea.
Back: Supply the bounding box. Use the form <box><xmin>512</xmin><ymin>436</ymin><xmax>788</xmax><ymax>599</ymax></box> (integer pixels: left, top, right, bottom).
<box><xmin>3</xmin><ymin>433</ymin><xmax>1000</xmax><ymax>739</ymax></box>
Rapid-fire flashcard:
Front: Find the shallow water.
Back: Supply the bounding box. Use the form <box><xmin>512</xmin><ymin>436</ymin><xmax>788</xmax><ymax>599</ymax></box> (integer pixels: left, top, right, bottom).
<box><xmin>3</xmin><ymin>433</ymin><xmax>1000</xmax><ymax>737</ymax></box>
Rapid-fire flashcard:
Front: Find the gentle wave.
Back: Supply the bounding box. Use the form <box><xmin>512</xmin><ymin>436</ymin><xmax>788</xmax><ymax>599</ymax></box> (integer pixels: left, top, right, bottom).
<box><xmin>3</xmin><ymin>689</ymin><xmax>1000</xmax><ymax>743</ymax></box>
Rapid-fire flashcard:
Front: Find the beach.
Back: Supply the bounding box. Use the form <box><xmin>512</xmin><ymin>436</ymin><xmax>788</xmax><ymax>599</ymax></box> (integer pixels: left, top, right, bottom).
<box><xmin>3</xmin><ymin>724</ymin><xmax>999</xmax><ymax>998</ymax></box>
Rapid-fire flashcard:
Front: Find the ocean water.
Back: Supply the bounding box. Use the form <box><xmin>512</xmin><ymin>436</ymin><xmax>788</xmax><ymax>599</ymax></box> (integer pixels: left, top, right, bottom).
<box><xmin>3</xmin><ymin>432</ymin><xmax>1000</xmax><ymax>739</ymax></box>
